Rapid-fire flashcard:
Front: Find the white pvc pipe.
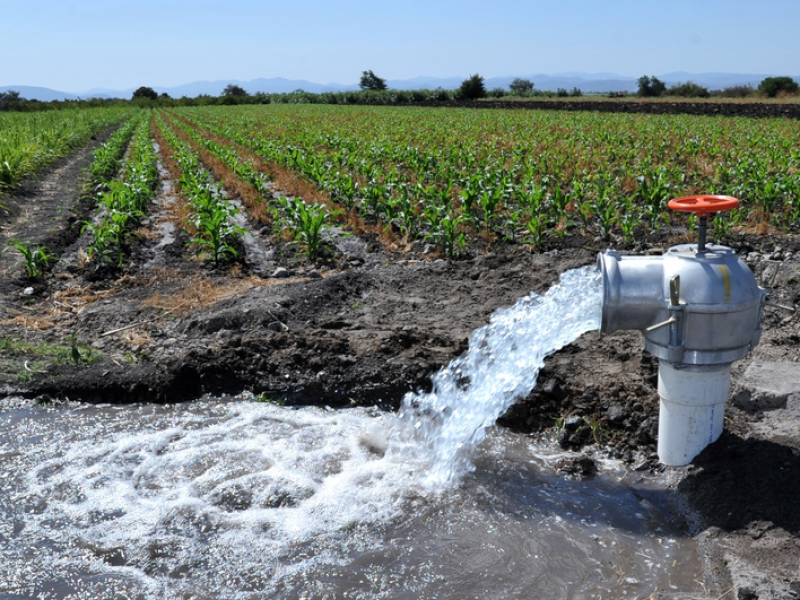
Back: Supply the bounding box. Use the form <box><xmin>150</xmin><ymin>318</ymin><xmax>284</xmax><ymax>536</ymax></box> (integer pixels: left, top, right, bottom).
<box><xmin>657</xmin><ymin>362</ymin><xmax>731</xmax><ymax>466</ymax></box>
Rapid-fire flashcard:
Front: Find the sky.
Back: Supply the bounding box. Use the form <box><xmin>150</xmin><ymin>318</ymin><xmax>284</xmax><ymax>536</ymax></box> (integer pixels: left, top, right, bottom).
<box><xmin>2</xmin><ymin>0</ymin><xmax>798</xmax><ymax>93</ymax></box>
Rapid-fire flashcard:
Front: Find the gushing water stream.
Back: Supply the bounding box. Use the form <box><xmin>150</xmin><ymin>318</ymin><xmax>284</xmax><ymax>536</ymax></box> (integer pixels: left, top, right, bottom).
<box><xmin>392</xmin><ymin>266</ymin><xmax>604</xmax><ymax>486</ymax></box>
<box><xmin>0</xmin><ymin>267</ymin><xmax>705</xmax><ymax>599</ymax></box>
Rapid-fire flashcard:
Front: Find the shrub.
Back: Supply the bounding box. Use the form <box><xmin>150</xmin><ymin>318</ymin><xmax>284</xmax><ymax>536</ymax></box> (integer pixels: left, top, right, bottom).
<box><xmin>666</xmin><ymin>81</ymin><xmax>710</xmax><ymax>98</ymax></box>
<box><xmin>758</xmin><ymin>76</ymin><xmax>799</xmax><ymax>98</ymax></box>
<box><xmin>714</xmin><ymin>84</ymin><xmax>755</xmax><ymax>98</ymax></box>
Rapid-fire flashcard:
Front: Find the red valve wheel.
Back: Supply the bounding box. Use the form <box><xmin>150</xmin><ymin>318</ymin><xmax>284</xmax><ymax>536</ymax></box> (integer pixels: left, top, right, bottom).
<box><xmin>668</xmin><ymin>195</ymin><xmax>739</xmax><ymax>218</ymax></box>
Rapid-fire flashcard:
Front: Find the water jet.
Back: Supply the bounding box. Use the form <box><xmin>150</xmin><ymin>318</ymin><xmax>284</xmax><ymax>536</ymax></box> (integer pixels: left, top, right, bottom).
<box><xmin>597</xmin><ymin>195</ymin><xmax>766</xmax><ymax>465</ymax></box>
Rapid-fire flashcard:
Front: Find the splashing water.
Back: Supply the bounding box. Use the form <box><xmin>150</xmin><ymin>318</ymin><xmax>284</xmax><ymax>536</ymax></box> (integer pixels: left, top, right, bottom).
<box><xmin>391</xmin><ymin>265</ymin><xmax>603</xmax><ymax>485</ymax></box>
<box><xmin>2</xmin><ymin>264</ymin><xmax>690</xmax><ymax>600</ymax></box>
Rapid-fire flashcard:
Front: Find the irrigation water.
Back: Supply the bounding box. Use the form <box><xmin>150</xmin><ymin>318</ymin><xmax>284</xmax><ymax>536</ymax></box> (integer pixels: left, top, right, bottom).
<box><xmin>0</xmin><ymin>267</ymin><xmax>705</xmax><ymax>599</ymax></box>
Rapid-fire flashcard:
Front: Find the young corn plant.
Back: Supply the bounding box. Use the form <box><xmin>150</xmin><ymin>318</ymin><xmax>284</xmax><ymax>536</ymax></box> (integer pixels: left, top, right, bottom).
<box><xmin>275</xmin><ymin>196</ymin><xmax>337</xmax><ymax>260</ymax></box>
<box><xmin>192</xmin><ymin>203</ymin><xmax>245</xmax><ymax>266</ymax></box>
<box><xmin>7</xmin><ymin>240</ymin><xmax>56</xmax><ymax>278</ymax></box>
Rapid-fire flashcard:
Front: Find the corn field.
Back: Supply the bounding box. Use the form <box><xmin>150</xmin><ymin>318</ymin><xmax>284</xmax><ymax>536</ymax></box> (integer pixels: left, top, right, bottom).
<box><xmin>5</xmin><ymin>103</ymin><xmax>800</xmax><ymax>265</ymax></box>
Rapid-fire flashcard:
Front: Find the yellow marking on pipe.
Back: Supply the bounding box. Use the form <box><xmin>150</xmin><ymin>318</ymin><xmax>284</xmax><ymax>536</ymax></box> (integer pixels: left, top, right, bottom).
<box><xmin>720</xmin><ymin>265</ymin><xmax>731</xmax><ymax>303</ymax></box>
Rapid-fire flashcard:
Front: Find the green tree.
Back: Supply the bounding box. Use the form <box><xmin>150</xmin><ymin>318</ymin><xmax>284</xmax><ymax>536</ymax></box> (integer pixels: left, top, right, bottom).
<box><xmin>359</xmin><ymin>70</ymin><xmax>387</xmax><ymax>91</ymax></box>
<box><xmin>637</xmin><ymin>75</ymin><xmax>666</xmax><ymax>97</ymax></box>
<box><xmin>132</xmin><ymin>86</ymin><xmax>158</xmax><ymax>101</ymax></box>
<box><xmin>459</xmin><ymin>74</ymin><xmax>486</xmax><ymax>100</ymax></box>
<box><xmin>757</xmin><ymin>76</ymin><xmax>799</xmax><ymax>98</ymax></box>
<box><xmin>0</xmin><ymin>90</ymin><xmax>22</xmax><ymax>111</ymax></box>
<box><xmin>222</xmin><ymin>84</ymin><xmax>248</xmax><ymax>97</ymax></box>
<box><xmin>509</xmin><ymin>78</ymin><xmax>534</xmax><ymax>94</ymax></box>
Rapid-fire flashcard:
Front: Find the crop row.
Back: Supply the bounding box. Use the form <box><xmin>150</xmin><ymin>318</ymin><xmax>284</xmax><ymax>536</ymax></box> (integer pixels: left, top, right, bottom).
<box><xmin>161</xmin><ymin>111</ymin><xmax>340</xmax><ymax>259</ymax></box>
<box><xmin>0</xmin><ymin>107</ymin><xmax>136</xmax><ymax>192</ymax></box>
<box><xmin>83</xmin><ymin>112</ymin><xmax>160</xmax><ymax>267</ymax></box>
<box><xmin>154</xmin><ymin>112</ymin><xmax>246</xmax><ymax>265</ymax></box>
<box><xmin>88</xmin><ymin>116</ymin><xmax>140</xmax><ymax>188</ymax></box>
<box><xmin>169</xmin><ymin>104</ymin><xmax>800</xmax><ymax>255</ymax></box>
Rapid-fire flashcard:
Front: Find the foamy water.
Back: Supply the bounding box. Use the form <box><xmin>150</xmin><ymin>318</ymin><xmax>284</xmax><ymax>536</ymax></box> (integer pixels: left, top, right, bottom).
<box><xmin>0</xmin><ymin>267</ymin><xmax>706</xmax><ymax>598</ymax></box>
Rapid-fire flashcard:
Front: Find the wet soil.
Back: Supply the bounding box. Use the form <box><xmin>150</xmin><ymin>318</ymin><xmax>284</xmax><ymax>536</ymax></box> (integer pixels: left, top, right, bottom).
<box><xmin>2</xmin><ymin>111</ymin><xmax>800</xmax><ymax>598</ymax></box>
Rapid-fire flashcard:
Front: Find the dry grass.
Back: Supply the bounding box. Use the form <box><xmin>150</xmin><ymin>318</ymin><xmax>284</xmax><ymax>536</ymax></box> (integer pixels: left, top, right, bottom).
<box><xmin>0</xmin><ymin>311</ymin><xmax>57</xmax><ymax>332</ymax></box>
<box><xmin>140</xmin><ymin>273</ymin><xmax>271</xmax><ymax>315</ymax></box>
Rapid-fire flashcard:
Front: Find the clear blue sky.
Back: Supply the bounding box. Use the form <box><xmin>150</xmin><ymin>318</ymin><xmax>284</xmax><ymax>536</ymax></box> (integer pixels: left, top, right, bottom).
<box><xmin>2</xmin><ymin>0</ymin><xmax>798</xmax><ymax>92</ymax></box>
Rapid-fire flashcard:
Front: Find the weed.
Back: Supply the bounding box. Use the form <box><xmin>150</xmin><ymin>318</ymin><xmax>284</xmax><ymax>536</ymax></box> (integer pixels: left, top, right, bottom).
<box><xmin>254</xmin><ymin>393</ymin><xmax>286</xmax><ymax>406</ymax></box>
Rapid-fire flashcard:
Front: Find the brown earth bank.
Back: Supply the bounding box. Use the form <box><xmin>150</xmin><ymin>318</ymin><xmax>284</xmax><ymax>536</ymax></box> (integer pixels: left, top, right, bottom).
<box><xmin>2</xmin><ymin>117</ymin><xmax>800</xmax><ymax>598</ymax></box>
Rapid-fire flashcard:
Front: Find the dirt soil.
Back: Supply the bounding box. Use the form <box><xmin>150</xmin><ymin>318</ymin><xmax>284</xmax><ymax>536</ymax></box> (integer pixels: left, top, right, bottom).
<box><xmin>2</xmin><ymin>117</ymin><xmax>800</xmax><ymax>599</ymax></box>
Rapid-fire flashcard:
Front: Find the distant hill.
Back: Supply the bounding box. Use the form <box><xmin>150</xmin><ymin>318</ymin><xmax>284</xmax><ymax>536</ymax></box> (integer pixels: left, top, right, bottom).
<box><xmin>3</xmin><ymin>72</ymin><xmax>798</xmax><ymax>102</ymax></box>
<box><xmin>0</xmin><ymin>85</ymin><xmax>81</xmax><ymax>101</ymax></box>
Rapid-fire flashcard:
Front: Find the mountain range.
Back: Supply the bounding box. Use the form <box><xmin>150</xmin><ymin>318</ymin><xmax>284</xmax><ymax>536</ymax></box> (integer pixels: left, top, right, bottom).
<box><xmin>2</xmin><ymin>72</ymin><xmax>793</xmax><ymax>102</ymax></box>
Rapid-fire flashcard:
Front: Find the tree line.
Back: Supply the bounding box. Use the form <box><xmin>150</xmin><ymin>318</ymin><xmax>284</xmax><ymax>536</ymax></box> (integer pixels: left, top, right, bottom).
<box><xmin>2</xmin><ymin>73</ymin><xmax>798</xmax><ymax>113</ymax></box>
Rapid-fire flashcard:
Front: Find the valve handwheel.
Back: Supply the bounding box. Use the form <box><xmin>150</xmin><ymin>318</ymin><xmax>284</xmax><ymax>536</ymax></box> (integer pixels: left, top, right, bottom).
<box><xmin>667</xmin><ymin>195</ymin><xmax>739</xmax><ymax>252</ymax></box>
<box><xmin>668</xmin><ymin>195</ymin><xmax>739</xmax><ymax>218</ymax></box>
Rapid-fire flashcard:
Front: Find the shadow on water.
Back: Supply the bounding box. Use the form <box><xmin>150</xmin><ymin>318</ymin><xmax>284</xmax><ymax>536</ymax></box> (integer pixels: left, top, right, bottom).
<box><xmin>677</xmin><ymin>430</ymin><xmax>800</xmax><ymax>534</ymax></box>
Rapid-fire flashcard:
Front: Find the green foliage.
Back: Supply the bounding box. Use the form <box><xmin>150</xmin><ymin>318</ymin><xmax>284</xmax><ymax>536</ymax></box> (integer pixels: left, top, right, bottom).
<box><xmin>156</xmin><ymin>112</ymin><xmax>245</xmax><ymax>266</ymax></box>
<box><xmin>89</xmin><ymin>117</ymin><xmax>138</xmax><ymax>186</ymax></box>
<box><xmin>666</xmin><ymin>81</ymin><xmax>710</xmax><ymax>98</ymax></box>
<box><xmin>7</xmin><ymin>240</ymin><xmax>56</xmax><ymax>278</ymax></box>
<box><xmin>0</xmin><ymin>107</ymin><xmax>135</xmax><ymax>190</ymax></box>
<box><xmin>509</xmin><ymin>78</ymin><xmax>534</xmax><ymax>95</ymax></box>
<box><xmin>459</xmin><ymin>74</ymin><xmax>486</xmax><ymax>100</ymax></box>
<box><xmin>359</xmin><ymin>70</ymin><xmax>387</xmax><ymax>91</ymax></box>
<box><xmin>83</xmin><ymin>114</ymin><xmax>159</xmax><ymax>268</ymax></box>
<box><xmin>222</xmin><ymin>84</ymin><xmax>248</xmax><ymax>97</ymax></box>
<box><xmin>0</xmin><ymin>90</ymin><xmax>22</xmax><ymax>112</ymax></box>
<box><xmin>757</xmin><ymin>76</ymin><xmax>799</xmax><ymax>98</ymax></box>
<box><xmin>0</xmin><ymin>335</ymin><xmax>100</xmax><ymax>368</ymax></box>
<box><xmin>191</xmin><ymin>200</ymin><xmax>245</xmax><ymax>265</ymax></box>
<box><xmin>168</xmin><ymin>103</ymin><xmax>800</xmax><ymax>258</ymax></box>
<box><xmin>714</xmin><ymin>84</ymin><xmax>754</xmax><ymax>98</ymax></box>
<box><xmin>637</xmin><ymin>75</ymin><xmax>666</xmax><ymax>97</ymax></box>
<box><xmin>274</xmin><ymin>196</ymin><xmax>337</xmax><ymax>260</ymax></box>
<box><xmin>132</xmin><ymin>86</ymin><xmax>158</xmax><ymax>101</ymax></box>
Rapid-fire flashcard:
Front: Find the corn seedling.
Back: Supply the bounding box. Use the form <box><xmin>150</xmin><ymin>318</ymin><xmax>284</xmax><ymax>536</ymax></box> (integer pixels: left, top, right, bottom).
<box><xmin>7</xmin><ymin>240</ymin><xmax>56</xmax><ymax>278</ymax></box>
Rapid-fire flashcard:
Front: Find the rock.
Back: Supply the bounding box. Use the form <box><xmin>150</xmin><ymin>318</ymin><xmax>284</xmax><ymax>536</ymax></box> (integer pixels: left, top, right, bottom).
<box><xmin>564</xmin><ymin>415</ymin><xmax>583</xmax><ymax>431</ymax></box>
<box><xmin>606</xmin><ymin>404</ymin><xmax>629</xmax><ymax>424</ymax></box>
<box><xmin>271</xmin><ymin>267</ymin><xmax>289</xmax><ymax>279</ymax></box>
<box><xmin>307</xmin><ymin>269</ymin><xmax>322</xmax><ymax>279</ymax></box>
<box><xmin>554</xmin><ymin>455</ymin><xmax>596</xmax><ymax>477</ymax></box>
<box><xmin>732</xmin><ymin>361</ymin><xmax>800</xmax><ymax>410</ymax></box>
